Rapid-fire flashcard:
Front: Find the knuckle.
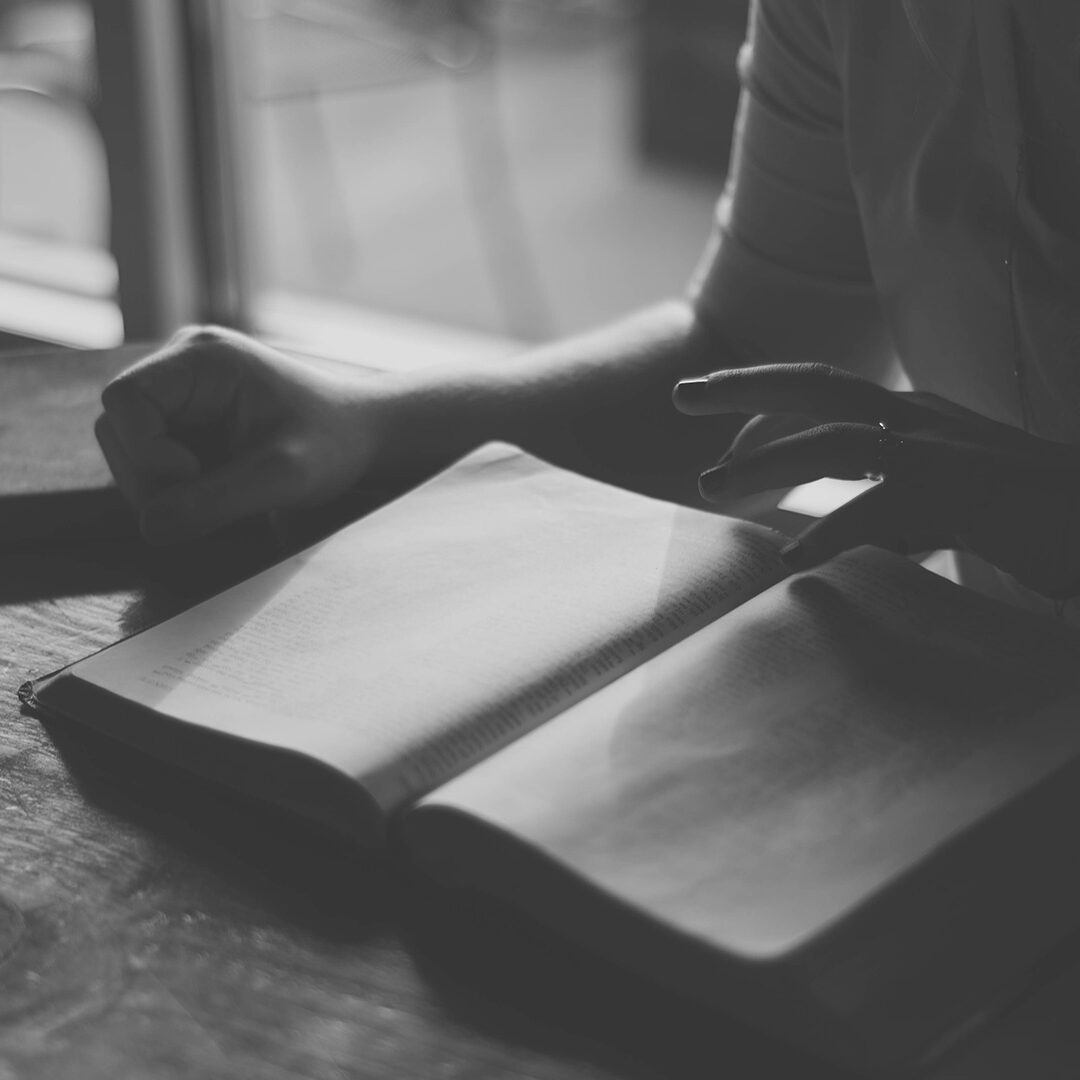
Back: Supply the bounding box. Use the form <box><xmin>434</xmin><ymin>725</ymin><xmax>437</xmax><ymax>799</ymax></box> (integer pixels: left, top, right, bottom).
<box><xmin>797</xmin><ymin>362</ymin><xmax>841</xmax><ymax>382</ymax></box>
<box><xmin>173</xmin><ymin>324</ymin><xmax>230</xmax><ymax>348</ymax></box>
<box><xmin>99</xmin><ymin>378</ymin><xmax>121</xmax><ymax>410</ymax></box>
<box><xmin>811</xmin><ymin>421</ymin><xmax>861</xmax><ymax>448</ymax></box>
<box><xmin>100</xmin><ymin>372</ymin><xmax>138</xmax><ymax>413</ymax></box>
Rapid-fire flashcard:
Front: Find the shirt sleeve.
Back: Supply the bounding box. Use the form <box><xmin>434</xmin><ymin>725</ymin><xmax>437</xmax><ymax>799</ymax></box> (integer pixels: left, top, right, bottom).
<box><xmin>689</xmin><ymin>0</ymin><xmax>879</xmax><ymax>365</ymax></box>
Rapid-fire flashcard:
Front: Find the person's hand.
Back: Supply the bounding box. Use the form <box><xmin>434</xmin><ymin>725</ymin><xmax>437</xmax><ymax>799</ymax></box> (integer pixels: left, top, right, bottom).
<box><xmin>673</xmin><ymin>363</ymin><xmax>1080</xmax><ymax>600</ymax></box>
<box><xmin>95</xmin><ymin>327</ymin><xmax>386</xmax><ymax>544</ymax></box>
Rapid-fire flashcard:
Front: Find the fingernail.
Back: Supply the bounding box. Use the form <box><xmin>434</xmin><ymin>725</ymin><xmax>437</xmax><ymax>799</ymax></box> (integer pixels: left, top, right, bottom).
<box><xmin>698</xmin><ymin>463</ymin><xmax>731</xmax><ymax>500</ymax></box>
<box><xmin>780</xmin><ymin>539</ymin><xmax>808</xmax><ymax>569</ymax></box>
<box><xmin>673</xmin><ymin>376</ymin><xmax>712</xmax><ymax>409</ymax></box>
<box><xmin>777</xmin><ymin>535</ymin><xmax>812</xmax><ymax>570</ymax></box>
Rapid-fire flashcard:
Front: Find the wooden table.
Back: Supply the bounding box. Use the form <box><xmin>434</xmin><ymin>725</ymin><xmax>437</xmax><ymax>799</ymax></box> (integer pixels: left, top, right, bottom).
<box><xmin>3</xmin><ymin>345</ymin><xmax>1080</xmax><ymax>1080</ymax></box>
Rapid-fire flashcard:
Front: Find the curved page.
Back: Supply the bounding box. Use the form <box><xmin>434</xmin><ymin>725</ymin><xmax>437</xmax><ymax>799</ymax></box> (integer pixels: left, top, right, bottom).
<box><xmin>64</xmin><ymin>445</ymin><xmax>788</xmax><ymax>813</ymax></box>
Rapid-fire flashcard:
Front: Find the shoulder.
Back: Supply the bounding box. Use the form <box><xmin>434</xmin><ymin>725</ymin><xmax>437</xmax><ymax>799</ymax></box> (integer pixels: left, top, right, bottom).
<box><xmin>742</xmin><ymin>1</ymin><xmax>921</xmax><ymax>122</ymax></box>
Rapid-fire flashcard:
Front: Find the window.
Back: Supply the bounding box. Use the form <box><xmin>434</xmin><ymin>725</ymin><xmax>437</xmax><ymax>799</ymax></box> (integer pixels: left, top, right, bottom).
<box><xmin>0</xmin><ymin>0</ymin><xmax>121</xmax><ymax>347</ymax></box>
<box><xmin>233</xmin><ymin>0</ymin><xmax>740</xmax><ymax>360</ymax></box>
<box><xmin>2</xmin><ymin>0</ymin><xmax>745</xmax><ymax>358</ymax></box>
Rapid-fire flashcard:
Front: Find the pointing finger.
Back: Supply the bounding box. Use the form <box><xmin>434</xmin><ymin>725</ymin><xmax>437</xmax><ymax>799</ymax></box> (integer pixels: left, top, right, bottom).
<box><xmin>724</xmin><ymin>412</ymin><xmax>822</xmax><ymax>459</ymax></box>
<box><xmin>699</xmin><ymin>422</ymin><xmax>890</xmax><ymax>500</ymax></box>
<box><xmin>674</xmin><ymin>364</ymin><xmax>917</xmax><ymax>426</ymax></box>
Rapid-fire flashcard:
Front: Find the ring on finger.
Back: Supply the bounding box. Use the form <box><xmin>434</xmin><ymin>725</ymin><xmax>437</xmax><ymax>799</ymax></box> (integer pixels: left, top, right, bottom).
<box><xmin>865</xmin><ymin>420</ymin><xmax>904</xmax><ymax>482</ymax></box>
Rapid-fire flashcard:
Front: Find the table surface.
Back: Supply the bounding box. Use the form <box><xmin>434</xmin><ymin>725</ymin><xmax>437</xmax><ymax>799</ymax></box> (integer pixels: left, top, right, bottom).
<box><xmin>4</xmin><ymin>345</ymin><xmax>1080</xmax><ymax>1080</ymax></box>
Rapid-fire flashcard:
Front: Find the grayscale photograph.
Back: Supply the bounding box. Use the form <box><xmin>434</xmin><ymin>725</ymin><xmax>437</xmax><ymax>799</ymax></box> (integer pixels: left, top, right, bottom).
<box><xmin>3</xmin><ymin>3</ymin><xmax>1080</xmax><ymax>1078</ymax></box>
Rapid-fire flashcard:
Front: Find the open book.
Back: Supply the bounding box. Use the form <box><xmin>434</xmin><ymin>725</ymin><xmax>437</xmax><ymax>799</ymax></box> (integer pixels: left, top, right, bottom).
<box><xmin>21</xmin><ymin>445</ymin><xmax>1080</xmax><ymax>1073</ymax></box>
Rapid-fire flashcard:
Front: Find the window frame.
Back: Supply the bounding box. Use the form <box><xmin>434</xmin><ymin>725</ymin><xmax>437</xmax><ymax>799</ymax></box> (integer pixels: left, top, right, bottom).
<box><xmin>1</xmin><ymin>1</ymin><xmax>540</xmax><ymax>362</ymax></box>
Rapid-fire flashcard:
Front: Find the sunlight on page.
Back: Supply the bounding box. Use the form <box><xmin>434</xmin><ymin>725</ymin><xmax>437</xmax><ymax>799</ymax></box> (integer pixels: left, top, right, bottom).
<box><xmin>421</xmin><ymin>546</ymin><xmax>1080</xmax><ymax>958</ymax></box>
<box><xmin>73</xmin><ymin>446</ymin><xmax>787</xmax><ymax>812</ymax></box>
<box><xmin>778</xmin><ymin>476</ymin><xmax>878</xmax><ymax>517</ymax></box>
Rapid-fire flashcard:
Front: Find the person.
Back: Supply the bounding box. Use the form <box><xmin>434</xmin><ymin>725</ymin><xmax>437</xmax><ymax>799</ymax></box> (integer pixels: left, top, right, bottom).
<box><xmin>95</xmin><ymin>1</ymin><xmax>1080</xmax><ymax>619</ymax></box>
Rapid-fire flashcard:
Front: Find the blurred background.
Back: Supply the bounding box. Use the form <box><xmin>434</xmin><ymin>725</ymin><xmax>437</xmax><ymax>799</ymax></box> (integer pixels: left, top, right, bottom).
<box><xmin>0</xmin><ymin>0</ymin><xmax>747</xmax><ymax>359</ymax></box>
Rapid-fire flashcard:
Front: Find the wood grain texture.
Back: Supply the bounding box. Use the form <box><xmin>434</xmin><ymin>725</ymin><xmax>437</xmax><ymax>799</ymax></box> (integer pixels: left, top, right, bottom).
<box><xmin>0</xmin><ymin>347</ymin><xmax>835</xmax><ymax>1080</ymax></box>
<box><xmin>0</xmin><ymin>345</ymin><xmax>145</xmax><ymax>543</ymax></box>
<box><xmin>2</xmin><ymin>543</ymin><xmax>839</xmax><ymax>1080</ymax></box>
<box><xmin>7</xmin><ymin>347</ymin><xmax>1080</xmax><ymax>1079</ymax></box>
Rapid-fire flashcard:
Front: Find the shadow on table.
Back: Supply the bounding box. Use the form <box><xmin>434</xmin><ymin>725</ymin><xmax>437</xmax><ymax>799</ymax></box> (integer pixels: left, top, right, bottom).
<box><xmin>399</xmin><ymin>878</ymin><xmax>856</xmax><ymax>1080</ymax></box>
<box><xmin>11</xmin><ymin>470</ymin><xmax>844</xmax><ymax>1080</ymax></box>
<box><xmin>0</xmin><ymin>484</ymin><xmax>394</xmax><ymax>613</ymax></box>
<box><xmin>38</xmin><ymin>706</ymin><xmax>852</xmax><ymax>1080</ymax></box>
<box><xmin>38</xmin><ymin>708</ymin><xmax>395</xmax><ymax>926</ymax></box>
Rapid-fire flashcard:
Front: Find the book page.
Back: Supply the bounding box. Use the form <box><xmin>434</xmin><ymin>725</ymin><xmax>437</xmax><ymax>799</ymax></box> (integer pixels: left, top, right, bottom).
<box><xmin>415</xmin><ymin>546</ymin><xmax>1080</xmax><ymax>958</ymax></box>
<box><xmin>70</xmin><ymin>446</ymin><xmax>787</xmax><ymax>812</ymax></box>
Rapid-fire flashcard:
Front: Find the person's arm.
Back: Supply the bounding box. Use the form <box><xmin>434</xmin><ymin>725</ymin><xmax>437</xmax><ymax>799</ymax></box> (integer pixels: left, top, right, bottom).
<box><xmin>428</xmin><ymin>0</ymin><xmax>896</xmax><ymax>491</ymax></box>
<box><xmin>508</xmin><ymin>0</ymin><xmax>901</xmax><ymax>491</ymax></box>
<box><xmin>370</xmin><ymin>300</ymin><xmax>728</xmax><ymax>505</ymax></box>
<box><xmin>96</xmin><ymin>0</ymin><xmax>889</xmax><ymax>542</ymax></box>
<box><xmin>691</xmin><ymin>0</ymin><xmax>892</xmax><ymax>383</ymax></box>
<box><xmin>663</xmin><ymin>3</ymin><xmax>1080</xmax><ymax>602</ymax></box>
<box><xmin>92</xmin><ymin>311</ymin><xmax>721</xmax><ymax>544</ymax></box>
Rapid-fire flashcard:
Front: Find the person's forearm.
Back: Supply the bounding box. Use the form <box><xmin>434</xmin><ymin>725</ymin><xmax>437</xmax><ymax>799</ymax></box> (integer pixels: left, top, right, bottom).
<box><xmin>369</xmin><ymin>300</ymin><xmax>740</xmax><ymax>503</ymax></box>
